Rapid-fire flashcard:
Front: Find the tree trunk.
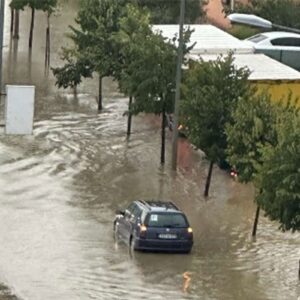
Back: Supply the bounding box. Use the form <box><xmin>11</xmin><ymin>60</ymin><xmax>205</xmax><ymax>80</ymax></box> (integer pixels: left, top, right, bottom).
<box><xmin>160</xmin><ymin>104</ymin><xmax>166</xmax><ymax>165</ymax></box>
<box><xmin>13</xmin><ymin>10</ymin><xmax>19</xmax><ymax>39</ymax></box>
<box><xmin>127</xmin><ymin>96</ymin><xmax>133</xmax><ymax>136</ymax></box>
<box><xmin>252</xmin><ymin>205</ymin><xmax>260</xmax><ymax>237</ymax></box>
<box><xmin>44</xmin><ymin>27</ymin><xmax>49</xmax><ymax>67</ymax></box>
<box><xmin>44</xmin><ymin>15</ymin><xmax>50</xmax><ymax>68</ymax></box>
<box><xmin>204</xmin><ymin>161</ymin><xmax>214</xmax><ymax>197</ymax></box>
<box><xmin>10</xmin><ymin>8</ymin><xmax>14</xmax><ymax>34</ymax></box>
<box><xmin>98</xmin><ymin>76</ymin><xmax>103</xmax><ymax>111</ymax></box>
<box><xmin>29</xmin><ymin>7</ymin><xmax>35</xmax><ymax>48</ymax></box>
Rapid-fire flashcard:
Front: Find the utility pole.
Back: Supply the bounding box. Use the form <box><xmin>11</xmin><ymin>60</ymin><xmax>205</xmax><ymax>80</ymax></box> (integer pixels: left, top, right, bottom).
<box><xmin>171</xmin><ymin>0</ymin><xmax>185</xmax><ymax>170</ymax></box>
<box><xmin>0</xmin><ymin>0</ymin><xmax>5</xmax><ymax>94</ymax></box>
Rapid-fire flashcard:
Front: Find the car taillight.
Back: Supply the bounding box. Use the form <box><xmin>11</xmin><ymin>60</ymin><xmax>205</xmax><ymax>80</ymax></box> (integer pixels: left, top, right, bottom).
<box><xmin>139</xmin><ymin>224</ymin><xmax>147</xmax><ymax>238</ymax></box>
<box><xmin>140</xmin><ymin>224</ymin><xmax>147</xmax><ymax>232</ymax></box>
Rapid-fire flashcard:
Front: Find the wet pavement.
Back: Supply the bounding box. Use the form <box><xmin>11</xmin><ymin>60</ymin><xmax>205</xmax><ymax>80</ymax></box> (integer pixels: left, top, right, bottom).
<box><xmin>0</xmin><ymin>1</ymin><xmax>299</xmax><ymax>300</ymax></box>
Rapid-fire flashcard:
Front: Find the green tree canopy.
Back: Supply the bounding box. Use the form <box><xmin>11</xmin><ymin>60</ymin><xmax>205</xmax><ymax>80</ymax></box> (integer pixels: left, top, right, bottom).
<box><xmin>182</xmin><ymin>54</ymin><xmax>251</xmax><ymax>163</ymax></box>
<box><xmin>255</xmin><ymin>110</ymin><xmax>300</xmax><ymax>231</ymax></box>
<box><xmin>226</xmin><ymin>93</ymin><xmax>299</xmax><ymax>183</ymax></box>
<box><xmin>225</xmin><ymin>91</ymin><xmax>277</xmax><ymax>183</ymax></box>
<box><xmin>10</xmin><ymin>0</ymin><xmax>28</xmax><ymax>10</ymax></box>
<box><xmin>233</xmin><ymin>0</ymin><xmax>300</xmax><ymax>30</ymax></box>
<box><xmin>115</xmin><ymin>4</ymin><xmax>152</xmax><ymax>97</ymax></box>
<box><xmin>53</xmin><ymin>0</ymin><xmax>127</xmax><ymax>109</ymax></box>
<box><xmin>52</xmin><ymin>48</ymin><xmax>93</xmax><ymax>89</ymax></box>
<box><xmin>181</xmin><ymin>54</ymin><xmax>251</xmax><ymax>195</ymax></box>
<box><xmin>135</xmin><ymin>0</ymin><xmax>206</xmax><ymax>24</ymax></box>
<box><xmin>71</xmin><ymin>0</ymin><xmax>123</xmax><ymax>79</ymax></box>
<box><xmin>10</xmin><ymin>0</ymin><xmax>57</xmax><ymax>12</ymax></box>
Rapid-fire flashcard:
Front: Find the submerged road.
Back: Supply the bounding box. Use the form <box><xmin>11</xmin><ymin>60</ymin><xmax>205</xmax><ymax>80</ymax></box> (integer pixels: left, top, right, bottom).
<box><xmin>0</xmin><ymin>1</ymin><xmax>299</xmax><ymax>299</ymax></box>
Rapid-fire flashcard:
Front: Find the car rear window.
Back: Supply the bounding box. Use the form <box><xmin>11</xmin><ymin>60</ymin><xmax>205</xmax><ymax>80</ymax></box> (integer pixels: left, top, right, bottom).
<box><xmin>247</xmin><ymin>34</ymin><xmax>268</xmax><ymax>43</ymax></box>
<box><xmin>146</xmin><ymin>213</ymin><xmax>188</xmax><ymax>228</ymax></box>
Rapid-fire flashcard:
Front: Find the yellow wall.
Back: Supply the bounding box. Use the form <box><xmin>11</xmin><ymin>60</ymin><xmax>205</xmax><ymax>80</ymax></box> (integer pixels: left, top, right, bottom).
<box><xmin>253</xmin><ymin>81</ymin><xmax>300</xmax><ymax>106</ymax></box>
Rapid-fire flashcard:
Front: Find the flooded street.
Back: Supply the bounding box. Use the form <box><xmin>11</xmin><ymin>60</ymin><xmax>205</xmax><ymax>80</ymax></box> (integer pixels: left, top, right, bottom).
<box><xmin>0</xmin><ymin>1</ymin><xmax>299</xmax><ymax>299</ymax></box>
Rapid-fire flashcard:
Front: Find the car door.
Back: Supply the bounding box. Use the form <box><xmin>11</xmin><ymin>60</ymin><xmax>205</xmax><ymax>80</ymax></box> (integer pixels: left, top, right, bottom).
<box><xmin>123</xmin><ymin>204</ymin><xmax>142</xmax><ymax>243</ymax></box>
<box><xmin>117</xmin><ymin>203</ymin><xmax>135</xmax><ymax>241</ymax></box>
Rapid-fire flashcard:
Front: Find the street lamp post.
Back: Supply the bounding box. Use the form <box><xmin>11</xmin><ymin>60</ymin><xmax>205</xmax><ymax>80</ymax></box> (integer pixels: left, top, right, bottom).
<box><xmin>171</xmin><ymin>0</ymin><xmax>185</xmax><ymax>171</ymax></box>
<box><xmin>230</xmin><ymin>0</ymin><xmax>235</xmax><ymax>11</ymax></box>
<box><xmin>0</xmin><ymin>0</ymin><xmax>5</xmax><ymax>94</ymax></box>
<box><xmin>228</xmin><ymin>13</ymin><xmax>300</xmax><ymax>34</ymax></box>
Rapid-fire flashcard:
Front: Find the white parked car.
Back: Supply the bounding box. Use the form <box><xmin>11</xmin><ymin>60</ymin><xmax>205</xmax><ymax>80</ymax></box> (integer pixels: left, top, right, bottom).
<box><xmin>245</xmin><ymin>31</ymin><xmax>300</xmax><ymax>71</ymax></box>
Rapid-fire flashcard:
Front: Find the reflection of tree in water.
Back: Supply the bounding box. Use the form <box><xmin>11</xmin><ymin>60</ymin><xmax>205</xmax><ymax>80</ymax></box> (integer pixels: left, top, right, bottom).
<box><xmin>177</xmin><ymin>138</ymin><xmax>193</xmax><ymax>171</ymax></box>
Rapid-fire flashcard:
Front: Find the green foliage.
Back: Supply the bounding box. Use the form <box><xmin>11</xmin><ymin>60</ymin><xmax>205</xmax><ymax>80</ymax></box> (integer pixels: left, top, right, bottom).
<box><xmin>117</xmin><ymin>3</ymin><xmax>194</xmax><ymax>109</ymax></box>
<box><xmin>136</xmin><ymin>0</ymin><xmax>207</xmax><ymax>24</ymax></box>
<box><xmin>233</xmin><ymin>0</ymin><xmax>300</xmax><ymax>30</ymax></box>
<box><xmin>226</xmin><ymin>91</ymin><xmax>277</xmax><ymax>182</ymax></box>
<box><xmin>227</xmin><ymin>24</ymin><xmax>260</xmax><ymax>40</ymax></box>
<box><xmin>10</xmin><ymin>0</ymin><xmax>57</xmax><ymax>12</ymax></box>
<box><xmin>53</xmin><ymin>0</ymin><xmax>126</xmax><ymax>89</ymax></box>
<box><xmin>226</xmin><ymin>87</ymin><xmax>300</xmax><ymax>231</ymax></box>
<box><xmin>226</xmin><ymin>92</ymin><xmax>299</xmax><ymax>183</ymax></box>
<box><xmin>115</xmin><ymin>4</ymin><xmax>152</xmax><ymax>97</ymax></box>
<box><xmin>181</xmin><ymin>54</ymin><xmax>251</xmax><ymax>163</ymax></box>
<box><xmin>10</xmin><ymin>0</ymin><xmax>28</xmax><ymax>10</ymax></box>
<box><xmin>255</xmin><ymin>110</ymin><xmax>300</xmax><ymax>231</ymax></box>
<box><xmin>123</xmin><ymin>30</ymin><xmax>177</xmax><ymax>115</ymax></box>
<box><xmin>37</xmin><ymin>0</ymin><xmax>58</xmax><ymax>15</ymax></box>
<box><xmin>73</xmin><ymin>0</ymin><xmax>127</xmax><ymax>78</ymax></box>
<box><xmin>52</xmin><ymin>48</ymin><xmax>93</xmax><ymax>89</ymax></box>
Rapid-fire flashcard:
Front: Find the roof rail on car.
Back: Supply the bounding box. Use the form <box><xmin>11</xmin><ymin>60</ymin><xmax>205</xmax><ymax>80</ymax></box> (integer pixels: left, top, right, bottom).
<box><xmin>137</xmin><ymin>200</ymin><xmax>151</xmax><ymax>209</ymax></box>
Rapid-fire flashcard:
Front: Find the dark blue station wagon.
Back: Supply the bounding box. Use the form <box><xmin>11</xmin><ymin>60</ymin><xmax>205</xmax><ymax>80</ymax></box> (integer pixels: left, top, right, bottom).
<box><xmin>113</xmin><ymin>200</ymin><xmax>193</xmax><ymax>253</ymax></box>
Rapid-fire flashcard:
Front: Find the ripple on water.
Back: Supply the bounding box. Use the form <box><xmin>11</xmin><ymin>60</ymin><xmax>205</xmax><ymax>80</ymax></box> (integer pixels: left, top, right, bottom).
<box><xmin>0</xmin><ymin>91</ymin><xmax>299</xmax><ymax>300</ymax></box>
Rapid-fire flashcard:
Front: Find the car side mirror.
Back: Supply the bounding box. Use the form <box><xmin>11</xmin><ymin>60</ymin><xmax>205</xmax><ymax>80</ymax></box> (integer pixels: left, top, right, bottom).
<box><xmin>116</xmin><ymin>209</ymin><xmax>125</xmax><ymax>216</ymax></box>
<box><xmin>124</xmin><ymin>209</ymin><xmax>131</xmax><ymax>217</ymax></box>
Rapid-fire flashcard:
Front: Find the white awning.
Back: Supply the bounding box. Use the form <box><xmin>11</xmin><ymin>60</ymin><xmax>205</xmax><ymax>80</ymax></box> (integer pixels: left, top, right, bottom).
<box><xmin>189</xmin><ymin>53</ymin><xmax>300</xmax><ymax>81</ymax></box>
<box><xmin>152</xmin><ymin>24</ymin><xmax>254</xmax><ymax>55</ymax></box>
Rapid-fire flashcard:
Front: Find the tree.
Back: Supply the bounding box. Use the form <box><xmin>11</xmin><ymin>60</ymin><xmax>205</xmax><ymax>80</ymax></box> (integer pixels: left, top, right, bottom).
<box><xmin>226</xmin><ymin>91</ymin><xmax>277</xmax><ymax>183</ymax></box>
<box><xmin>181</xmin><ymin>54</ymin><xmax>251</xmax><ymax>196</ymax></box>
<box><xmin>255</xmin><ymin>109</ymin><xmax>300</xmax><ymax>232</ymax></box>
<box><xmin>52</xmin><ymin>48</ymin><xmax>94</xmax><ymax>92</ymax></box>
<box><xmin>10</xmin><ymin>0</ymin><xmax>57</xmax><ymax>49</ymax></box>
<box><xmin>115</xmin><ymin>4</ymin><xmax>152</xmax><ymax>136</ymax></box>
<box><xmin>54</xmin><ymin>0</ymin><xmax>127</xmax><ymax>110</ymax></box>
<box><xmin>226</xmin><ymin>91</ymin><xmax>279</xmax><ymax>235</ymax></box>
<box><xmin>122</xmin><ymin>28</ymin><xmax>178</xmax><ymax>164</ymax></box>
<box><xmin>226</xmin><ymin>91</ymin><xmax>299</xmax><ymax>234</ymax></box>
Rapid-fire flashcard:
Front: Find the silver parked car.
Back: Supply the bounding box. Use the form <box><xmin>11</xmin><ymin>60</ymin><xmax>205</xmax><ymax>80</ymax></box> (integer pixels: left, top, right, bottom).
<box><xmin>245</xmin><ymin>31</ymin><xmax>300</xmax><ymax>71</ymax></box>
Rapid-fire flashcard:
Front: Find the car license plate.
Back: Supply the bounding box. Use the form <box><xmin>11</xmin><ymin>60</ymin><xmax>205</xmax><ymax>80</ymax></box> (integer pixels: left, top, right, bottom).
<box><xmin>159</xmin><ymin>233</ymin><xmax>177</xmax><ymax>239</ymax></box>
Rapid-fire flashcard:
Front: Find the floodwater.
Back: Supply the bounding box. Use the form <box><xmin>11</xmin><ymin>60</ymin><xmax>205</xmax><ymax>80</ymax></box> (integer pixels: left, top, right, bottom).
<box><xmin>0</xmin><ymin>1</ymin><xmax>299</xmax><ymax>300</ymax></box>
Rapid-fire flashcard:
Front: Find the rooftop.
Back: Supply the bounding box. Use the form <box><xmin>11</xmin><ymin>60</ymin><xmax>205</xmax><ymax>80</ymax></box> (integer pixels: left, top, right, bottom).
<box><xmin>189</xmin><ymin>53</ymin><xmax>300</xmax><ymax>81</ymax></box>
<box><xmin>152</xmin><ymin>24</ymin><xmax>254</xmax><ymax>55</ymax></box>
